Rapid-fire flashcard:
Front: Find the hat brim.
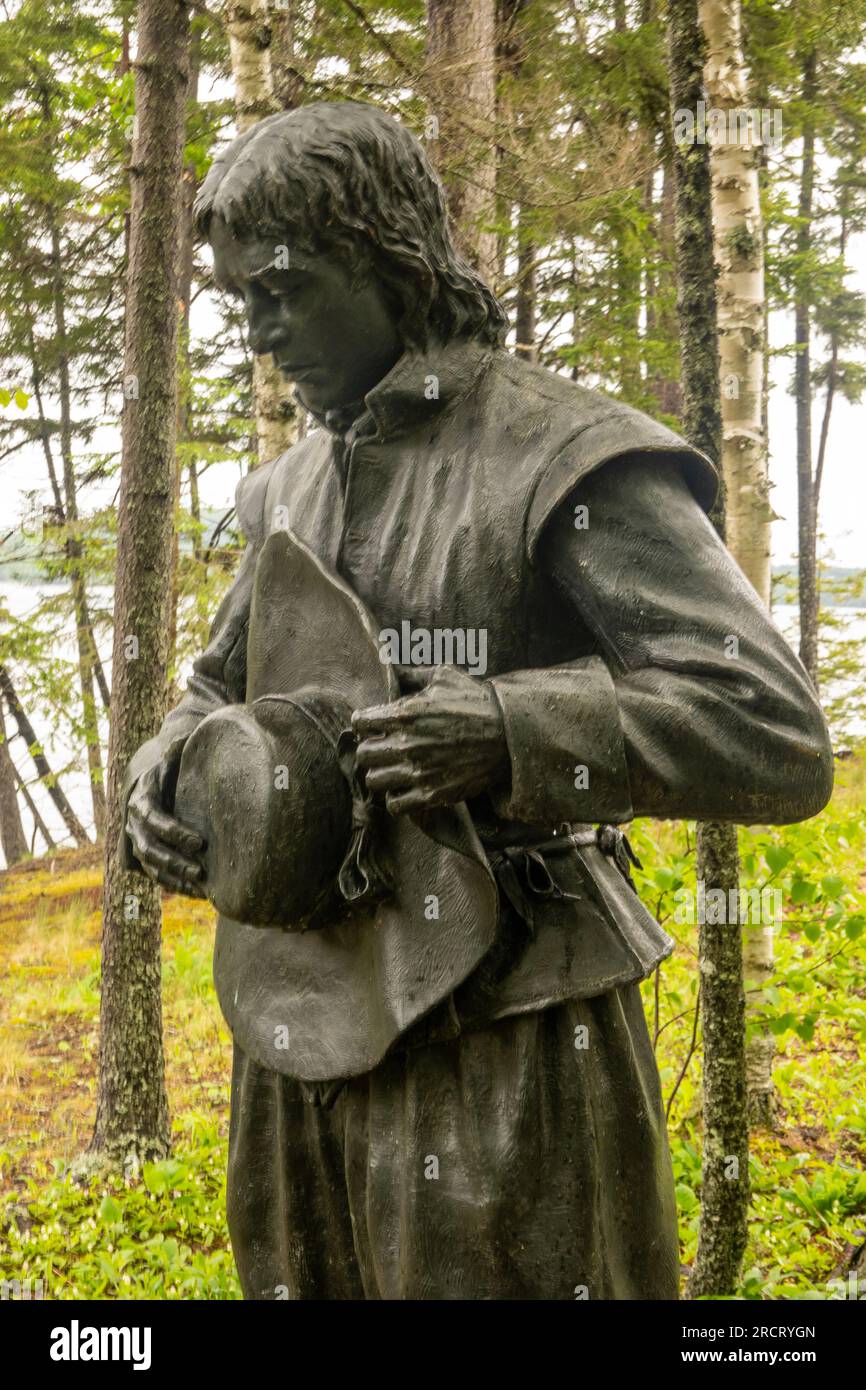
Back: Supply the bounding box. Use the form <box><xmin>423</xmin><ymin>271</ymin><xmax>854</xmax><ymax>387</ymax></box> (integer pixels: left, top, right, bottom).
<box><xmin>246</xmin><ymin>528</ymin><xmax>399</xmax><ymax>710</ymax></box>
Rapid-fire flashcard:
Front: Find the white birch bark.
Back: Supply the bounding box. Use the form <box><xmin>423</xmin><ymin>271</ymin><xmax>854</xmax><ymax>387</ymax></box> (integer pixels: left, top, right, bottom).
<box><xmin>701</xmin><ymin>0</ymin><xmax>775</xmax><ymax>1124</ymax></box>
<box><xmin>701</xmin><ymin>0</ymin><xmax>770</xmax><ymax>601</ymax></box>
<box><xmin>224</xmin><ymin>0</ymin><xmax>298</xmax><ymax>463</ymax></box>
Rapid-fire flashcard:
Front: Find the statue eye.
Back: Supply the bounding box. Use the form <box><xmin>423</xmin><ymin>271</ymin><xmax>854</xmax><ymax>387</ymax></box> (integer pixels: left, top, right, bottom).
<box><xmin>274</xmin><ymin>277</ymin><xmax>304</xmax><ymax>303</ymax></box>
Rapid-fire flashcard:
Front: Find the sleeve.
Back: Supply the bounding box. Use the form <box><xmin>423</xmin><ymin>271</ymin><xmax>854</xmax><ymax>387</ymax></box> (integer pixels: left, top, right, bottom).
<box><xmin>488</xmin><ymin>452</ymin><xmax>834</xmax><ymax>828</ymax></box>
<box><xmin>118</xmin><ymin>463</ymin><xmax>272</xmax><ymax>870</ymax></box>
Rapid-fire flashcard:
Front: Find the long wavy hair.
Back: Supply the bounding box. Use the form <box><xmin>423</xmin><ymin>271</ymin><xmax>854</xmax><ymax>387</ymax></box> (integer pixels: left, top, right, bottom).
<box><xmin>194</xmin><ymin>101</ymin><xmax>507</xmax><ymax>350</ymax></box>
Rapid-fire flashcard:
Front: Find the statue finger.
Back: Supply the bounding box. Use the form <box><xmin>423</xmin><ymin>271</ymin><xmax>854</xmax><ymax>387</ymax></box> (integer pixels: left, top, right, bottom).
<box><xmin>355</xmin><ymin>733</ymin><xmax>441</xmax><ymax>768</ymax></box>
<box><xmin>352</xmin><ymin>699</ymin><xmax>427</xmax><ymax>735</ymax></box>
<box><xmin>158</xmin><ymin>869</ymin><xmax>206</xmax><ymax>898</ymax></box>
<box><xmin>384</xmin><ymin>778</ymin><xmax>456</xmax><ymax>816</ymax></box>
<box><xmin>165</xmin><ymin>865</ymin><xmax>207</xmax><ymax>898</ymax></box>
<box><xmin>141</xmin><ymin>803</ymin><xmax>205</xmax><ymax>857</ymax></box>
<box><xmin>364</xmin><ymin>762</ymin><xmax>418</xmax><ymax>794</ymax></box>
<box><xmin>140</xmin><ymin>840</ymin><xmax>204</xmax><ymax>884</ymax></box>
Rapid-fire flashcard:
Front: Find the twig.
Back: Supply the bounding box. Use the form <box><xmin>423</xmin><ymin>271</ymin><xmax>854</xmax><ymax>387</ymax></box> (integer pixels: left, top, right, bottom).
<box><xmin>666</xmin><ymin>995</ymin><xmax>701</xmax><ymax>1121</ymax></box>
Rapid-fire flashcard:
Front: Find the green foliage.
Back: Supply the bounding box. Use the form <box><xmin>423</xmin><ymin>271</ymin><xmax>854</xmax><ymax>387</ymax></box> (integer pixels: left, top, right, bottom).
<box><xmin>0</xmin><ymin>1118</ymin><xmax>240</xmax><ymax>1300</ymax></box>
<box><xmin>815</xmin><ymin>564</ymin><xmax>866</xmax><ymax>741</ymax></box>
<box><xmin>633</xmin><ymin>753</ymin><xmax>866</xmax><ymax>1296</ymax></box>
<box><xmin>757</xmin><ymin>0</ymin><xmax>866</xmax><ymax>411</ymax></box>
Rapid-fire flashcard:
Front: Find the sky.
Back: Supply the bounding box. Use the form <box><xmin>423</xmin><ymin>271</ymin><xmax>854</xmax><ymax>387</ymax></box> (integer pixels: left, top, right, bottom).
<box><xmin>766</xmin><ymin>257</ymin><xmax>866</xmax><ymax>570</ymax></box>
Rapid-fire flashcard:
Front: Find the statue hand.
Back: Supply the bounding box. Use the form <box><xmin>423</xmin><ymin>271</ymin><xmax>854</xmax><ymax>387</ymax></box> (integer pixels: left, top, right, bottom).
<box><xmin>126</xmin><ymin>738</ymin><xmax>207</xmax><ymax>897</ymax></box>
<box><xmin>353</xmin><ymin>665</ymin><xmax>509</xmax><ymax>815</ymax></box>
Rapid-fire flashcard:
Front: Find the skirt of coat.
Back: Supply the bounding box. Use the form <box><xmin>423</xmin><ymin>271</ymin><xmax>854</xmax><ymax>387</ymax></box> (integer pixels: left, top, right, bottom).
<box><xmin>225</xmin><ymin>981</ymin><xmax>680</xmax><ymax>1300</ymax></box>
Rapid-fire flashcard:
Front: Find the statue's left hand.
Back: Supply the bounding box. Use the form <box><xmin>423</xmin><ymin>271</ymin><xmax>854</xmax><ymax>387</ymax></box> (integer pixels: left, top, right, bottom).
<box><xmin>353</xmin><ymin>665</ymin><xmax>510</xmax><ymax>815</ymax></box>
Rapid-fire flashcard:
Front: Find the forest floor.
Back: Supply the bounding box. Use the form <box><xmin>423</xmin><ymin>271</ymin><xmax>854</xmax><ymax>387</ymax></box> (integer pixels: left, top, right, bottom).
<box><xmin>0</xmin><ymin>754</ymin><xmax>865</xmax><ymax>1299</ymax></box>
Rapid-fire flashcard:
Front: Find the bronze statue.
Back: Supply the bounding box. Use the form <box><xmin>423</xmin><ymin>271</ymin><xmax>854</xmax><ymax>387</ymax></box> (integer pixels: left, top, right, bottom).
<box><xmin>121</xmin><ymin>102</ymin><xmax>833</xmax><ymax>1299</ymax></box>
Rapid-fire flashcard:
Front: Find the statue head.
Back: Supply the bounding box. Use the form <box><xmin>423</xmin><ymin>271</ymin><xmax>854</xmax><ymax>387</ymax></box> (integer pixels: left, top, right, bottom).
<box><xmin>195</xmin><ymin>101</ymin><xmax>507</xmax><ymax>415</ymax></box>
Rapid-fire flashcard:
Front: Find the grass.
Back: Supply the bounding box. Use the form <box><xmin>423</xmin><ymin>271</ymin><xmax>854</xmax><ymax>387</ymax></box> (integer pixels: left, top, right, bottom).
<box><xmin>0</xmin><ymin>848</ymin><xmax>231</xmax><ymax>1185</ymax></box>
<box><xmin>0</xmin><ymin>846</ymin><xmax>238</xmax><ymax>1298</ymax></box>
<box><xmin>0</xmin><ymin>751</ymin><xmax>865</xmax><ymax>1299</ymax></box>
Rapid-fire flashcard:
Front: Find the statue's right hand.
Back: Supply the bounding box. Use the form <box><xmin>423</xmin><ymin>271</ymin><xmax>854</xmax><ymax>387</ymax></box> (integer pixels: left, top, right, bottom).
<box><xmin>126</xmin><ymin>741</ymin><xmax>206</xmax><ymax>898</ymax></box>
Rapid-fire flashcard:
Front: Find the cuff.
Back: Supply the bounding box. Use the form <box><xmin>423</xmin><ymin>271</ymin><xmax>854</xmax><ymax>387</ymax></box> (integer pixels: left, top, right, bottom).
<box><xmin>489</xmin><ymin>658</ymin><xmax>633</xmax><ymax>826</ymax></box>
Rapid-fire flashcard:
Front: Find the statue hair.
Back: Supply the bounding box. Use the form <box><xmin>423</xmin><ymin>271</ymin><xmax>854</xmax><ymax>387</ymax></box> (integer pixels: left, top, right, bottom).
<box><xmin>194</xmin><ymin>101</ymin><xmax>507</xmax><ymax>350</ymax></box>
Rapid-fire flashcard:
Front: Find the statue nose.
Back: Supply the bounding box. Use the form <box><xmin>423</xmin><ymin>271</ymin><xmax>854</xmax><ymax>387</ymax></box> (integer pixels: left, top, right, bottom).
<box><xmin>247</xmin><ymin>292</ymin><xmax>285</xmax><ymax>355</ymax></box>
<box><xmin>248</xmin><ymin>315</ymin><xmax>284</xmax><ymax>356</ymax></box>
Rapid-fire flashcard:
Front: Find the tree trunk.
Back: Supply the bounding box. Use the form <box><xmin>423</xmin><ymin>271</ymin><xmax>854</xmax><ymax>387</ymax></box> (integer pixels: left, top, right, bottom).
<box><xmin>0</xmin><ymin>665</ymin><xmax>90</xmax><ymax>847</ymax></box>
<box><xmin>91</xmin><ymin>0</ymin><xmax>191</xmax><ymax>1168</ymax></box>
<box><xmin>611</xmin><ymin>0</ymin><xmax>642</xmax><ymax>404</ymax></box>
<box><xmin>188</xmin><ymin>459</ymin><xmax>203</xmax><ymax>561</ymax></box>
<box><xmin>168</xmin><ymin>22</ymin><xmax>202</xmax><ymax>701</ymax></box>
<box><xmin>270</xmin><ymin>0</ymin><xmax>303</xmax><ymax>110</ymax></box>
<box><xmin>0</xmin><ymin>699</ymin><xmax>28</xmax><ymax>867</ymax></box>
<box><xmin>655</xmin><ymin>158</ymin><xmax>684</xmax><ymax>416</ymax></box>
<box><xmin>615</xmin><ymin>219</ymin><xmax>642</xmax><ymax>401</ymax></box>
<box><xmin>498</xmin><ymin>0</ymin><xmax>534</xmax><ymax>355</ymax></box>
<box><xmin>224</xmin><ymin>0</ymin><xmax>297</xmax><ymax>465</ymax></box>
<box><xmin>13</xmin><ymin>765</ymin><xmax>56</xmax><ymax>854</ymax></box>
<box><xmin>691</xmin><ymin>823</ymin><xmax>750</xmax><ymax>1296</ymax></box>
<box><xmin>701</xmin><ymin>0</ymin><xmax>774</xmax><ymax>1128</ymax></box>
<box><xmin>28</xmin><ymin>338</ymin><xmax>111</xmax><ymax>714</ymax></box>
<box><xmin>701</xmin><ymin>0</ymin><xmax>770</xmax><ymax>603</ymax></box>
<box><xmin>795</xmin><ymin>50</ymin><xmax>818</xmax><ymax>687</ymax></box>
<box><xmin>425</xmin><ymin>0</ymin><xmax>498</xmax><ymax>282</ymax></box>
<box><xmin>225</xmin><ymin>0</ymin><xmax>278</xmax><ymax>125</ymax></box>
<box><xmin>643</xmin><ymin>161</ymin><xmax>658</xmax><ymax>377</ymax></box>
<box><xmin>667</xmin><ymin>0</ymin><xmax>748</xmax><ymax>1298</ymax></box>
<box><xmin>668</xmin><ymin>24</ymin><xmax>722</xmax><ymax>463</ymax></box>
<box><xmin>48</xmin><ymin>208</ymin><xmax>107</xmax><ymax>837</ymax></box>
<box><xmin>809</xmin><ymin>203</ymin><xmax>845</xmax><ymax>607</ymax></box>
<box><xmin>39</xmin><ymin>79</ymin><xmax>108</xmax><ymax>829</ymax></box>
<box><xmin>515</xmin><ymin>228</ymin><xmax>537</xmax><ymax>361</ymax></box>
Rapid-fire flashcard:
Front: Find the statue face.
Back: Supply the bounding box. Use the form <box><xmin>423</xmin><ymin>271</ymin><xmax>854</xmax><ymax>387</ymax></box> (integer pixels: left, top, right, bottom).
<box><xmin>210</xmin><ymin>216</ymin><xmax>403</xmax><ymax>415</ymax></box>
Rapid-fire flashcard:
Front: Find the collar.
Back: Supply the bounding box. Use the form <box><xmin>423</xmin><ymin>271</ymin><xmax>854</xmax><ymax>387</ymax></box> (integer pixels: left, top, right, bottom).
<box><xmin>296</xmin><ymin>337</ymin><xmax>493</xmax><ymax>444</ymax></box>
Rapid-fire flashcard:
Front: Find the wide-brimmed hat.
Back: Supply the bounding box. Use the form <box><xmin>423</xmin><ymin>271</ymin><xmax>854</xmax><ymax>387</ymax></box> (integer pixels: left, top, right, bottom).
<box><xmin>174</xmin><ymin>528</ymin><xmax>499</xmax><ymax>1082</ymax></box>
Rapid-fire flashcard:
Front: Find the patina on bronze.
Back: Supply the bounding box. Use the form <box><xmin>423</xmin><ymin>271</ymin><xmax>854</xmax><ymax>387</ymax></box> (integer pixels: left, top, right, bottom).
<box><xmin>122</xmin><ymin>101</ymin><xmax>834</xmax><ymax>1300</ymax></box>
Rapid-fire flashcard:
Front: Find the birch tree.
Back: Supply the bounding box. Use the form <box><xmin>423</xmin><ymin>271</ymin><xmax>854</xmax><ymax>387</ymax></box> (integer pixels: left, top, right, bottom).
<box><xmin>701</xmin><ymin>0</ymin><xmax>775</xmax><ymax>1126</ymax></box>
<box><xmin>701</xmin><ymin>0</ymin><xmax>770</xmax><ymax>601</ymax></box>
<box><xmin>667</xmin><ymin>0</ymin><xmax>749</xmax><ymax>1298</ymax></box>
<box><xmin>224</xmin><ymin>0</ymin><xmax>297</xmax><ymax>464</ymax></box>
